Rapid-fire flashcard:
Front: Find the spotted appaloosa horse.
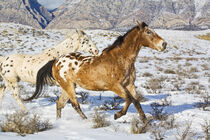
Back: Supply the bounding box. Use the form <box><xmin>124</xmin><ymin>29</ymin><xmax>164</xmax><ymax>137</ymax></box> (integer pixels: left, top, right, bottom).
<box><xmin>0</xmin><ymin>30</ymin><xmax>98</xmax><ymax>111</ymax></box>
<box><xmin>26</xmin><ymin>21</ymin><xmax>167</xmax><ymax>123</ymax></box>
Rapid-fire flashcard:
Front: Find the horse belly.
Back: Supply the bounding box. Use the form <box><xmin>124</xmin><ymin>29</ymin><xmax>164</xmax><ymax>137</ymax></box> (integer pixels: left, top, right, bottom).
<box><xmin>75</xmin><ymin>67</ymin><xmax>116</xmax><ymax>91</ymax></box>
<box><xmin>76</xmin><ymin>78</ymin><xmax>109</xmax><ymax>91</ymax></box>
<box><xmin>16</xmin><ymin>69</ymin><xmax>37</xmax><ymax>84</ymax></box>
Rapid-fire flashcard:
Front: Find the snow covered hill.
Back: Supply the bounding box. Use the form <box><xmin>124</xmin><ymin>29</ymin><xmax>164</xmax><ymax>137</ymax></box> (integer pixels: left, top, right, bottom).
<box><xmin>0</xmin><ymin>23</ymin><xmax>209</xmax><ymax>140</ymax></box>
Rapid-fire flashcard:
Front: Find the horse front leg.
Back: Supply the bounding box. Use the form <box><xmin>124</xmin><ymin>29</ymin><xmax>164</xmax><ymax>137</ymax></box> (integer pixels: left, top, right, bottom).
<box><xmin>10</xmin><ymin>82</ymin><xmax>27</xmax><ymax>111</ymax></box>
<box><xmin>56</xmin><ymin>90</ymin><xmax>70</xmax><ymax>119</ymax></box>
<box><xmin>112</xmin><ymin>83</ymin><xmax>147</xmax><ymax>123</ymax></box>
<box><xmin>112</xmin><ymin>84</ymin><xmax>132</xmax><ymax>120</ymax></box>
<box><xmin>114</xmin><ymin>97</ymin><xmax>131</xmax><ymax>120</ymax></box>
<box><xmin>0</xmin><ymin>85</ymin><xmax>9</xmax><ymax>109</ymax></box>
<box><xmin>114</xmin><ymin>83</ymin><xmax>138</xmax><ymax>119</ymax></box>
<box><xmin>125</xmin><ymin>84</ymin><xmax>147</xmax><ymax>123</ymax></box>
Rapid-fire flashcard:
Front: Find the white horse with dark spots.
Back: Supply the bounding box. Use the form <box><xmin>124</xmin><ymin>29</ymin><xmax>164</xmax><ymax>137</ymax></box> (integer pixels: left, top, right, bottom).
<box><xmin>0</xmin><ymin>30</ymin><xmax>98</xmax><ymax>111</ymax></box>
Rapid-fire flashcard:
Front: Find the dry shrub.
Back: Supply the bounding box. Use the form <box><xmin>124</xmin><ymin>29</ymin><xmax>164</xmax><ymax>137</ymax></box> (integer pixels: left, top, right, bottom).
<box><xmin>171</xmin><ymin>77</ymin><xmax>185</xmax><ymax>91</ymax></box>
<box><xmin>185</xmin><ymin>81</ymin><xmax>206</xmax><ymax>94</ymax></box>
<box><xmin>175</xmin><ymin>122</ymin><xmax>196</xmax><ymax>140</ymax></box>
<box><xmin>0</xmin><ymin>76</ymin><xmax>3</xmax><ymax>82</ymax></box>
<box><xmin>201</xmin><ymin>120</ymin><xmax>210</xmax><ymax>140</ymax></box>
<box><xmin>136</xmin><ymin>90</ymin><xmax>147</xmax><ymax>102</ymax></box>
<box><xmin>99</xmin><ymin>102</ymin><xmax>120</xmax><ymax>111</ymax></box>
<box><xmin>142</xmin><ymin>72</ymin><xmax>153</xmax><ymax>77</ymax></box>
<box><xmin>139</xmin><ymin>57</ymin><xmax>149</xmax><ymax>63</ymax></box>
<box><xmin>144</xmin><ymin>78</ymin><xmax>164</xmax><ymax>94</ymax></box>
<box><xmin>160</xmin><ymin>98</ymin><xmax>172</xmax><ymax>107</ymax></box>
<box><xmin>99</xmin><ymin>96</ymin><xmax>124</xmax><ymax>111</ymax></box>
<box><xmin>150</xmin><ymin>114</ymin><xmax>176</xmax><ymax>140</ymax></box>
<box><xmin>92</xmin><ymin>109</ymin><xmax>110</xmax><ymax>128</ymax></box>
<box><xmin>176</xmin><ymin>68</ymin><xmax>189</xmax><ymax>78</ymax></box>
<box><xmin>201</xmin><ymin>64</ymin><xmax>209</xmax><ymax>71</ymax></box>
<box><xmin>151</xmin><ymin>122</ymin><xmax>166</xmax><ymax>140</ymax></box>
<box><xmin>130</xmin><ymin>116</ymin><xmax>151</xmax><ymax>134</ymax></box>
<box><xmin>164</xmin><ymin>69</ymin><xmax>176</xmax><ymax>74</ymax></box>
<box><xmin>77</xmin><ymin>91</ymin><xmax>89</xmax><ymax>104</ymax></box>
<box><xmin>161</xmin><ymin>114</ymin><xmax>176</xmax><ymax>129</ymax></box>
<box><xmin>195</xmin><ymin>92</ymin><xmax>210</xmax><ymax>111</ymax></box>
<box><xmin>1</xmin><ymin>111</ymin><xmax>52</xmax><ymax>136</ymax></box>
<box><xmin>189</xmin><ymin>67</ymin><xmax>199</xmax><ymax>73</ymax></box>
<box><xmin>150</xmin><ymin>102</ymin><xmax>168</xmax><ymax>120</ymax></box>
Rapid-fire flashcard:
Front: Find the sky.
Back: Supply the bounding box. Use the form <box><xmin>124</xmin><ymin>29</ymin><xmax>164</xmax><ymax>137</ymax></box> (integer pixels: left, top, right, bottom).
<box><xmin>37</xmin><ymin>0</ymin><xmax>65</xmax><ymax>10</ymax></box>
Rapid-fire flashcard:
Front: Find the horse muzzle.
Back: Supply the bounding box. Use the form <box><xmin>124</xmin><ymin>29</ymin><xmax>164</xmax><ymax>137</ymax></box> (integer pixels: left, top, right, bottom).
<box><xmin>157</xmin><ymin>41</ymin><xmax>167</xmax><ymax>52</ymax></box>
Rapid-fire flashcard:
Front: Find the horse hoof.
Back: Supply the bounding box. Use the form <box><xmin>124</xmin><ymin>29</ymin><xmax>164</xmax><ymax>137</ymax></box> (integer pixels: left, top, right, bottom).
<box><xmin>114</xmin><ymin>114</ymin><xmax>119</xmax><ymax>120</ymax></box>
<box><xmin>82</xmin><ymin>115</ymin><xmax>88</xmax><ymax>119</ymax></box>
<box><xmin>56</xmin><ymin>111</ymin><xmax>61</xmax><ymax>119</ymax></box>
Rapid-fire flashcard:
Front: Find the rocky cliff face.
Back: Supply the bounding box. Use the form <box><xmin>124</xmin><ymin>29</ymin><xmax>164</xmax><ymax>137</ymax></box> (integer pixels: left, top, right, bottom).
<box><xmin>47</xmin><ymin>0</ymin><xmax>210</xmax><ymax>30</ymax></box>
<box><xmin>0</xmin><ymin>0</ymin><xmax>209</xmax><ymax>30</ymax></box>
<box><xmin>0</xmin><ymin>0</ymin><xmax>53</xmax><ymax>28</ymax></box>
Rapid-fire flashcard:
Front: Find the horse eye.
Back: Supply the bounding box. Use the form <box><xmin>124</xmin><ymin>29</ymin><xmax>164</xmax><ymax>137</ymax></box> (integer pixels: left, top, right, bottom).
<box><xmin>146</xmin><ymin>30</ymin><xmax>152</xmax><ymax>34</ymax></box>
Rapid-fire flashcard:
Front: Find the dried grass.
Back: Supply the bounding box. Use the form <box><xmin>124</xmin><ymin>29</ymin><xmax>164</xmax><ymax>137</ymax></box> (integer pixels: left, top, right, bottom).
<box><xmin>196</xmin><ymin>33</ymin><xmax>210</xmax><ymax>41</ymax></box>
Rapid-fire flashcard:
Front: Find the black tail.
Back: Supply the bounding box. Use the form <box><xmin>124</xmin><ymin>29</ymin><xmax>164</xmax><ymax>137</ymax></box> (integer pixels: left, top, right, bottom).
<box><xmin>23</xmin><ymin>60</ymin><xmax>56</xmax><ymax>101</ymax></box>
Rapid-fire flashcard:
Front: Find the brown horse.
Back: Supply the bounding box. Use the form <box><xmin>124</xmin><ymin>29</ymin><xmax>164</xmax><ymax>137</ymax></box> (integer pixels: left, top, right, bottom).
<box><xmin>26</xmin><ymin>21</ymin><xmax>167</xmax><ymax>123</ymax></box>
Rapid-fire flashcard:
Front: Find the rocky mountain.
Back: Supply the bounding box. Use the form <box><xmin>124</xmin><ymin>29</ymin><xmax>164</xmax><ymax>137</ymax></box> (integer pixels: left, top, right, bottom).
<box><xmin>0</xmin><ymin>0</ymin><xmax>209</xmax><ymax>30</ymax></box>
<box><xmin>0</xmin><ymin>0</ymin><xmax>54</xmax><ymax>29</ymax></box>
<box><xmin>47</xmin><ymin>0</ymin><xmax>210</xmax><ymax>30</ymax></box>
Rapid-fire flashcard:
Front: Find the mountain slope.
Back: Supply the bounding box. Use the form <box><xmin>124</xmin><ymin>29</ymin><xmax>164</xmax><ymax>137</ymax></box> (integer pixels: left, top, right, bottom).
<box><xmin>47</xmin><ymin>0</ymin><xmax>210</xmax><ymax>30</ymax></box>
<box><xmin>0</xmin><ymin>0</ymin><xmax>53</xmax><ymax>28</ymax></box>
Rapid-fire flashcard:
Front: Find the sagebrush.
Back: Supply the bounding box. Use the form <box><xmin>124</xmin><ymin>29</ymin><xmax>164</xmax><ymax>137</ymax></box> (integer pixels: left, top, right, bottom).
<box><xmin>1</xmin><ymin>111</ymin><xmax>52</xmax><ymax>136</ymax></box>
<box><xmin>92</xmin><ymin>109</ymin><xmax>110</xmax><ymax>128</ymax></box>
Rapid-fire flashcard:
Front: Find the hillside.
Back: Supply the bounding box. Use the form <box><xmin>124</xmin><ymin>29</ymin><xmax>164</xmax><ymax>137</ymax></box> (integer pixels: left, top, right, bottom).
<box><xmin>0</xmin><ymin>0</ymin><xmax>53</xmax><ymax>29</ymax></box>
<box><xmin>0</xmin><ymin>23</ymin><xmax>209</xmax><ymax>139</ymax></box>
<box><xmin>0</xmin><ymin>0</ymin><xmax>209</xmax><ymax>30</ymax></box>
<box><xmin>47</xmin><ymin>0</ymin><xmax>210</xmax><ymax>30</ymax></box>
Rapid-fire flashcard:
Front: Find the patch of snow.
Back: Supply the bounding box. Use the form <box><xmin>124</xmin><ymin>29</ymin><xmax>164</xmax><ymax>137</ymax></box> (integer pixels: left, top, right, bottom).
<box><xmin>0</xmin><ymin>23</ymin><xmax>209</xmax><ymax>140</ymax></box>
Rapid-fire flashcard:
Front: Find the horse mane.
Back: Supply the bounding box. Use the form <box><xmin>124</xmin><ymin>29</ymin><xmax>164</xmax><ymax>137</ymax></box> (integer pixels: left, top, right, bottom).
<box><xmin>103</xmin><ymin>26</ymin><xmax>139</xmax><ymax>52</ymax></box>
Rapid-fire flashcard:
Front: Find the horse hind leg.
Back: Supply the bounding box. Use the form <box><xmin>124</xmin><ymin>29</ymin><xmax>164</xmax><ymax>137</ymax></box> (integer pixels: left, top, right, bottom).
<box><xmin>56</xmin><ymin>90</ymin><xmax>70</xmax><ymax>119</ymax></box>
<box><xmin>59</xmin><ymin>82</ymin><xmax>87</xmax><ymax>119</ymax></box>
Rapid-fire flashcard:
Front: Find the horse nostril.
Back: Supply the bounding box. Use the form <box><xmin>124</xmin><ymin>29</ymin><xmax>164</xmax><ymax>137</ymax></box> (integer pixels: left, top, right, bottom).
<box><xmin>162</xmin><ymin>42</ymin><xmax>167</xmax><ymax>49</ymax></box>
<box><xmin>95</xmin><ymin>50</ymin><xmax>98</xmax><ymax>54</ymax></box>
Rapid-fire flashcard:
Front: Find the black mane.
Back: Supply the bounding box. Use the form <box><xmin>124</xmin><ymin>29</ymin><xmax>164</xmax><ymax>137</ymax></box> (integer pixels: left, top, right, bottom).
<box><xmin>103</xmin><ymin>26</ymin><xmax>139</xmax><ymax>52</ymax></box>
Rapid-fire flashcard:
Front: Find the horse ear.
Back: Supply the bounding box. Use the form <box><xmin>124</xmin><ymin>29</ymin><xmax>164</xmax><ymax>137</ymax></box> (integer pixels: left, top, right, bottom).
<box><xmin>142</xmin><ymin>22</ymin><xmax>148</xmax><ymax>28</ymax></box>
<box><xmin>137</xmin><ymin>21</ymin><xmax>148</xmax><ymax>30</ymax></box>
<box><xmin>76</xmin><ymin>30</ymin><xmax>85</xmax><ymax>35</ymax></box>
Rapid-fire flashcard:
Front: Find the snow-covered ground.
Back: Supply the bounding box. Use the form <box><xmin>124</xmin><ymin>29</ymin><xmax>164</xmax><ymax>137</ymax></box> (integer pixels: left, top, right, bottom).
<box><xmin>0</xmin><ymin>23</ymin><xmax>209</xmax><ymax>139</ymax></box>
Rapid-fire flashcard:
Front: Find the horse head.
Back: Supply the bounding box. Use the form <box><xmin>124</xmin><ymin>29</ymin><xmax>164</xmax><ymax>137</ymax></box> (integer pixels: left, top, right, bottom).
<box><xmin>76</xmin><ymin>30</ymin><xmax>99</xmax><ymax>56</ymax></box>
<box><xmin>137</xmin><ymin>21</ymin><xmax>167</xmax><ymax>52</ymax></box>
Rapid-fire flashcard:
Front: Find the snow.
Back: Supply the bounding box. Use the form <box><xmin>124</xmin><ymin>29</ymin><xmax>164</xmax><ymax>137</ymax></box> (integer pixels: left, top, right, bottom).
<box><xmin>37</xmin><ymin>0</ymin><xmax>65</xmax><ymax>10</ymax></box>
<box><xmin>0</xmin><ymin>22</ymin><xmax>210</xmax><ymax>139</ymax></box>
<box><xmin>194</xmin><ymin>0</ymin><xmax>207</xmax><ymax>18</ymax></box>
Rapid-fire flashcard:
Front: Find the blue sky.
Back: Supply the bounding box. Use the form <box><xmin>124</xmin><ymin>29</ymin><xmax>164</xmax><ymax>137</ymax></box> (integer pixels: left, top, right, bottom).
<box><xmin>37</xmin><ymin>0</ymin><xmax>65</xmax><ymax>10</ymax></box>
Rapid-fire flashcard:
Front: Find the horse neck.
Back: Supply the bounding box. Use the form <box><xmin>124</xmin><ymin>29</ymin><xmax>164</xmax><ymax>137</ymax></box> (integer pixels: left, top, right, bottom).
<box><xmin>53</xmin><ymin>37</ymin><xmax>79</xmax><ymax>56</ymax></box>
<box><xmin>110</xmin><ymin>29</ymin><xmax>142</xmax><ymax>63</ymax></box>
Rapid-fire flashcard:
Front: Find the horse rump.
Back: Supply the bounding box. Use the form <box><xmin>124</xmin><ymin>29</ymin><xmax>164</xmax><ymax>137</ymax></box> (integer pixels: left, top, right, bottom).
<box><xmin>23</xmin><ymin>59</ymin><xmax>55</xmax><ymax>101</ymax></box>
